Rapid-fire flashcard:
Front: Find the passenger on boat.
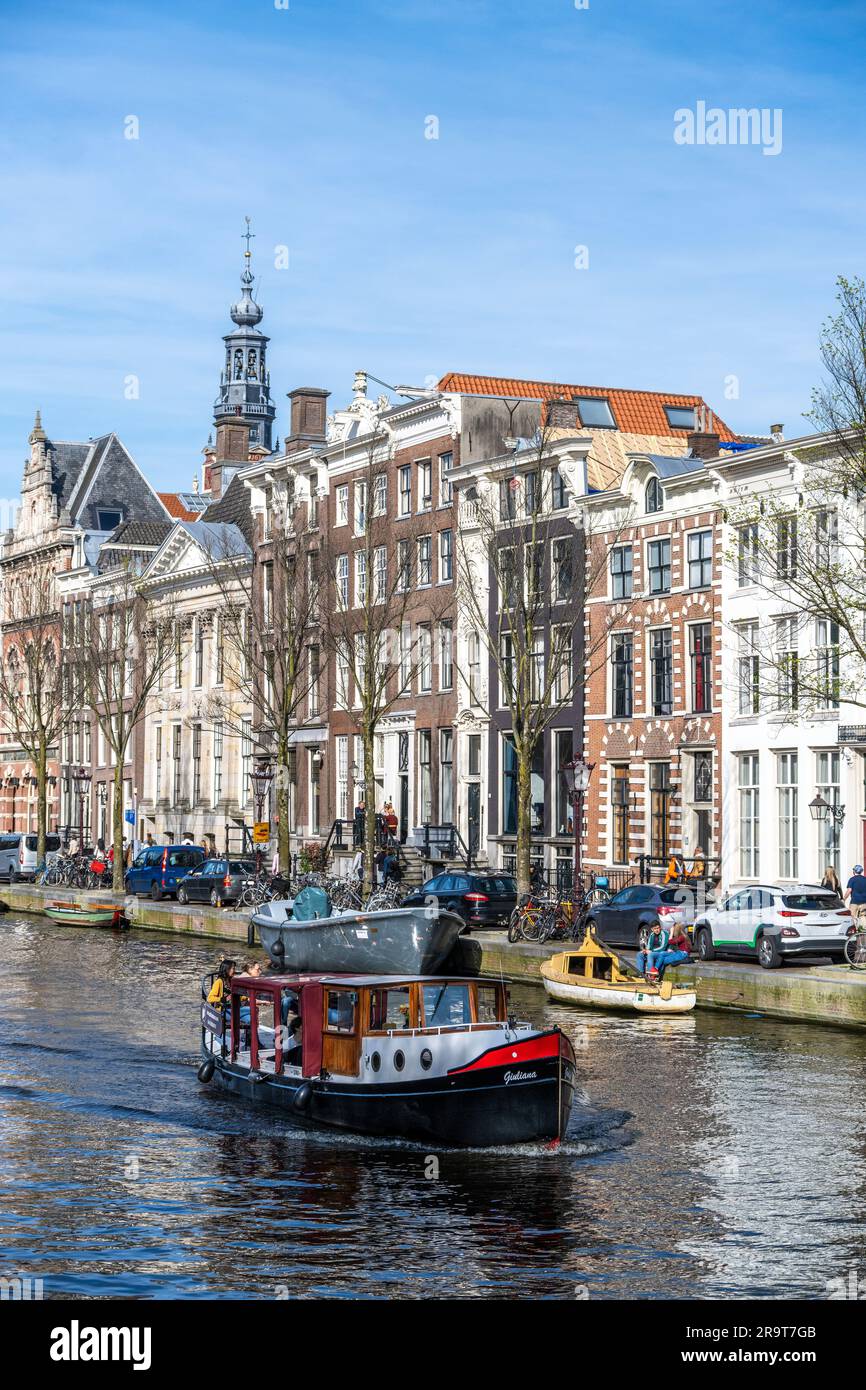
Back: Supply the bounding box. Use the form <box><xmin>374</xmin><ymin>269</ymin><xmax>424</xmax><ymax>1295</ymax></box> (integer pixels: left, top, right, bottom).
<box><xmin>285</xmin><ymin>1015</ymin><xmax>303</xmax><ymax>1066</ymax></box>
<box><xmin>207</xmin><ymin>960</ymin><xmax>236</xmax><ymax>1008</ymax></box>
<box><xmin>280</xmin><ymin>991</ymin><xmax>299</xmax><ymax>1027</ymax></box>
<box><xmin>635</xmin><ymin>924</ymin><xmax>670</xmax><ymax>979</ymax></box>
<box><xmin>652</xmin><ymin>926</ymin><xmax>692</xmax><ymax>979</ymax></box>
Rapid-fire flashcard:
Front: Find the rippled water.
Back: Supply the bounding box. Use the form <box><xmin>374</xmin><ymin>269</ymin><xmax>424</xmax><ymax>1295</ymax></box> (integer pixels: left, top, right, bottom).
<box><xmin>0</xmin><ymin>914</ymin><xmax>863</xmax><ymax>1299</ymax></box>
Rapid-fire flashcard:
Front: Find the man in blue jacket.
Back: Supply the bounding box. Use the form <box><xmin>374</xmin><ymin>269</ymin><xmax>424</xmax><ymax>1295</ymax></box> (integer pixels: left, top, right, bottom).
<box><xmin>636</xmin><ymin>922</ymin><xmax>669</xmax><ymax>978</ymax></box>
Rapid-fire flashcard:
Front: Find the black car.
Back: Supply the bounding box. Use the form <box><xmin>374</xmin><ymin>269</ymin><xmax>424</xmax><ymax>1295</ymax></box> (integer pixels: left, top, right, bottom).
<box><xmin>402</xmin><ymin>872</ymin><xmax>518</xmax><ymax>929</ymax></box>
<box><xmin>177</xmin><ymin>858</ymin><xmax>257</xmax><ymax>907</ymax></box>
<box><xmin>586</xmin><ymin>883</ymin><xmax>703</xmax><ymax>948</ymax></box>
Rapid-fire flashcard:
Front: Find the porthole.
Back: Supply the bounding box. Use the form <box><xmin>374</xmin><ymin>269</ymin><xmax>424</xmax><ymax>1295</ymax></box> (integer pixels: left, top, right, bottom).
<box><xmin>370</xmin><ymin>1051</ymin><xmax>381</xmax><ymax>1072</ymax></box>
<box><xmin>420</xmin><ymin>1048</ymin><xmax>433</xmax><ymax>1070</ymax></box>
<box><xmin>394</xmin><ymin>1049</ymin><xmax>406</xmax><ymax>1072</ymax></box>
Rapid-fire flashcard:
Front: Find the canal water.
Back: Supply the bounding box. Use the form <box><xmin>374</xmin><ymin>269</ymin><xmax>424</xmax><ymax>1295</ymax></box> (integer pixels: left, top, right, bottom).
<box><xmin>0</xmin><ymin>915</ymin><xmax>862</xmax><ymax>1300</ymax></box>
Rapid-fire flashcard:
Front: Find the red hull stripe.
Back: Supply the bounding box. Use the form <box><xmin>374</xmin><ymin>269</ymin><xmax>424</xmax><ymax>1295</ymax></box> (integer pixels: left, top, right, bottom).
<box><xmin>447</xmin><ymin>1032</ymin><xmax>561</xmax><ymax>1076</ymax></box>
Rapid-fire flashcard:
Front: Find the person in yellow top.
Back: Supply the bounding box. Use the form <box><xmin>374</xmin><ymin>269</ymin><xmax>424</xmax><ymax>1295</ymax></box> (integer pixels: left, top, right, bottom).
<box><xmin>687</xmin><ymin>846</ymin><xmax>707</xmax><ymax>880</ymax></box>
<box><xmin>207</xmin><ymin>959</ymin><xmax>236</xmax><ymax>1007</ymax></box>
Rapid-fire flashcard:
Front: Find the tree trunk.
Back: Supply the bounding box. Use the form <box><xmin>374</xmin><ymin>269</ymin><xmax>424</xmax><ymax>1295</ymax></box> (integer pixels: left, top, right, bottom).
<box><xmin>36</xmin><ymin>737</ymin><xmax>48</xmax><ymax>869</ymax></box>
<box><xmin>277</xmin><ymin>734</ymin><xmax>291</xmax><ymax>873</ymax></box>
<box><xmin>363</xmin><ymin>726</ymin><xmax>376</xmax><ymax>899</ymax></box>
<box><xmin>515</xmin><ymin>739</ymin><xmax>533</xmax><ymax>900</ymax></box>
<box><xmin>112</xmin><ymin>761</ymin><xmax>125</xmax><ymax>892</ymax></box>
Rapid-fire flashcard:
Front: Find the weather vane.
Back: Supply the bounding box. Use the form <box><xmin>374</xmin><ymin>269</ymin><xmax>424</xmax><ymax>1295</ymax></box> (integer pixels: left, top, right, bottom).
<box><xmin>242</xmin><ymin>216</ymin><xmax>255</xmax><ymax>260</ymax></box>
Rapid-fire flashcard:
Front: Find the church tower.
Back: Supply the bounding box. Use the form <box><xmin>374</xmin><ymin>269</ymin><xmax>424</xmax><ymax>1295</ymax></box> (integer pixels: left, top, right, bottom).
<box><xmin>212</xmin><ymin>219</ymin><xmax>276</xmax><ymax>480</ymax></box>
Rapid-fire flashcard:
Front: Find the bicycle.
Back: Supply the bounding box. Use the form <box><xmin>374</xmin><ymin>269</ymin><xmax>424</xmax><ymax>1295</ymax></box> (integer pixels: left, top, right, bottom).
<box><xmin>844</xmin><ymin>922</ymin><xmax>866</xmax><ymax>968</ymax></box>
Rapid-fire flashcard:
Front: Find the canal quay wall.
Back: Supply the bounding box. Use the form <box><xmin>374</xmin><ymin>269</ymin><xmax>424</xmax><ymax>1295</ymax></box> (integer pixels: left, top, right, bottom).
<box><xmin>3</xmin><ymin>883</ymin><xmax>866</xmax><ymax>1032</ymax></box>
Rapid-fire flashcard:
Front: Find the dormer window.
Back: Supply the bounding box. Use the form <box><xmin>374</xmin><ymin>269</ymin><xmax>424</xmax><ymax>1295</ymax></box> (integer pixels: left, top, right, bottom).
<box><xmin>664</xmin><ymin>405</ymin><xmax>696</xmax><ymax>430</ymax></box>
<box><xmin>645</xmin><ymin>477</ymin><xmax>663</xmax><ymax>514</ymax></box>
<box><xmin>97</xmin><ymin>509</ymin><xmax>122</xmax><ymax>531</ymax></box>
<box><xmin>575</xmin><ymin>396</ymin><xmax>616</xmax><ymax>429</ymax></box>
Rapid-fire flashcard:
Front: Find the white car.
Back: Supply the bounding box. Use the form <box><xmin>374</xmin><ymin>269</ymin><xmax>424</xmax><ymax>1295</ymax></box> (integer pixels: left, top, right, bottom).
<box><xmin>693</xmin><ymin>883</ymin><xmax>853</xmax><ymax>969</ymax></box>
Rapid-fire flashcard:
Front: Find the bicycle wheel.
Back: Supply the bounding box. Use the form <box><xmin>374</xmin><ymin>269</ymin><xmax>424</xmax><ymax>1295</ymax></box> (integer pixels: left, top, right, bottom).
<box><xmin>507</xmin><ymin>908</ymin><xmax>523</xmax><ymax>943</ymax></box>
<box><xmin>844</xmin><ymin>933</ymin><xmax>866</xmax><ymax>967</ymax></box>
<box><xmin>520</xmin><ymin>907</ymin><xmax>545</xmax><ymax>942</ymax></box>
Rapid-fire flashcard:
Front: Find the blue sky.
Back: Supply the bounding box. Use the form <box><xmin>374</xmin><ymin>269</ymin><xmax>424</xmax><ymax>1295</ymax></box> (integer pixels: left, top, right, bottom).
<box><xmin>1</xmin><ymin>0</ymin><xmax>864</xmax><ymax>496</ymax></box>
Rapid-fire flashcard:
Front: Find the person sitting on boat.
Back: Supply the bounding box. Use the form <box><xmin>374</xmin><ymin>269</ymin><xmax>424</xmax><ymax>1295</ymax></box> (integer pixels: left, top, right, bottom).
<box><xmin>635</xmin><ymin>923</ymin><xmax>670</xmax><ymax>979</ymax></box>
<box><xmin>207</xmin><ymin>959</ymin><xmax>236</xmax><ymax>1009</ymax></box>
<box><xmin>652</xmin><ymin>925</ymin><xmax>692</xmax><ymax>980</ymax></box>
<box><xmin>280</xmin><ymin>991</ymin><xmax>299</xmax><ymax>1027</ymax></box>
<box><xmin>285</xmin><ymin>1014</ymin><xmax>303</xmax><ymax>1066</ymax></box>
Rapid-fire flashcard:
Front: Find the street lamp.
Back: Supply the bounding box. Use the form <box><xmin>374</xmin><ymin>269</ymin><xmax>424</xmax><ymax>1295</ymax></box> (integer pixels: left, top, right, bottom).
<box><xmin>560</xmin><ymin>756</ymin><xmax>595</xmax><ymax>897</ymax></box>
<box><xmin>71</xmin><ymin>766</ymin><xmax>92</xmax><ymax>848</ymax></box>
<box><xmin>249</xmin><ymin>758</ymin><xmax>275</xmax><ymax>875</ymax></box>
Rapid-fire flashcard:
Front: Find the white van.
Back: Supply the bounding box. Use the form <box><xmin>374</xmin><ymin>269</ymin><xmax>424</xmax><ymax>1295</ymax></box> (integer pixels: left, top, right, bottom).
<box><xmin>0</xmin><ymin>832</ymin><xmax>62</xmax><ymax>881</ymax></box>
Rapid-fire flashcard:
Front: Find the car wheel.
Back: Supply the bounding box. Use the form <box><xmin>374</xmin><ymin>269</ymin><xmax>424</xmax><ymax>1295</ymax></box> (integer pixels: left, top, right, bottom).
<box><xmin>696</xmin><ymin>926</ymin><xmax>715</xmax><ymax>961</ymax></box>
<box><xmin>150</xmin><ymin>881</ymin><xmax>163</xmax><ymax>901</ymax></box>
<box><xmin>637</xmin><ymin>923</ymin><xmax>652</xmax><ymax>951</ymax></box>
<box><xmin>210</xmin><ymin>889</ymin><xmax>223</xmax><ymax>908</ymax></box>
<box><xmin>178</xmin><ymin>887</ymin><xmax>188</xmax><ymax>905</ymax></box>
<box><xmin>757</xmin><ymin>933</ymin><xmax>782</xmax><ymax>969</ymax></box>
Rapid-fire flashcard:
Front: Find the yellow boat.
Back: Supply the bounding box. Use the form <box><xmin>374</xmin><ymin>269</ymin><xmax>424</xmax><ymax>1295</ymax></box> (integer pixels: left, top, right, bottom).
<box><xmin>540</xmin><ymin>929</ymin><xmax>696</xmax><ymax>1015</ymax></box>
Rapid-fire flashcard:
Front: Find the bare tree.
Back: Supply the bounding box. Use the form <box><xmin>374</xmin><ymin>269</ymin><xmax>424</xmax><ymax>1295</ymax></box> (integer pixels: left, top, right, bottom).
<box><xmin>197</xmin><ymin>503</ymin><xmax>321</xmax><ymax>871</ymax></box>
<box><xmin>66</xmin><ymin>563</ymin><xmax>175</xmax><ymax>890</ymax></box>
<box><xmin>321</xmin><ymin>431</ymin><xmax>451</xmax><ymax>895</ymax></box>
<box><xmin>454</xmin><ymin>425</ymin><xmax>622</xmax><ymax>897</ymax></box>
<box><xmin>0</xmin><ymin>561</ymin><xmax>66</xmax><ymax>866</ymax></box>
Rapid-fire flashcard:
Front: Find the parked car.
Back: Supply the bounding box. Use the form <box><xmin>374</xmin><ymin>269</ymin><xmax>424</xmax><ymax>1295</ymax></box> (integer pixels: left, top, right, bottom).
<box><xmin>0</xmin><ymin>832</ymin><xmax>62</xmax><ymax>882</ymax></box>
<box><xmin>177</xmin><ymin>858</ymin><xmax>258</xmax><ymax>907</ymax></box>
<box><xmin>401</xmin><ymin>872</ymin><xmax>519</xmax><ymax>929</ymax></box>
<box><xmin>693</xmin><ymin>883</ymin><xmax>853</xmax><ymax>969</ymax></box>
<box><xmin>585</xmin><ymin>883</ymin><xmax>706</xmax><ymax>949</ymax></box>
<box><xmin>125</xmin><ymin>845</ymin><xmax>206</xmax><ymax>899</ymax></box>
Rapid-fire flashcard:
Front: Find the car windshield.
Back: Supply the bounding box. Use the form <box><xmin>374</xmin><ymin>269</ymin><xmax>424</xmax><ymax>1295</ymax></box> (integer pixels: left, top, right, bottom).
<box><xmin>782</xmin><ymin>893</ymin><xmax>842</xmax><ymax>910</ymax></box>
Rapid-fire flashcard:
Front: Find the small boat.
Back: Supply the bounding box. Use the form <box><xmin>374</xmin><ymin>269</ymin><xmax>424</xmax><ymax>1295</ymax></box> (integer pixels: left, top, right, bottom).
<box><xmin>541</xmin><ymin>930</ymin><xmax>696</xmax><ymax>1014</ymax></box>
<box><xmin>252</xmin><ymin>893</ymin><xmax>465</xmax><ymax>976</ymax></box>
<box><xmin>199</xmin><ymin>969</ymin><xmax>575</xmax><ymax>1146</ymax></box>
<box><xmin>43</xmin><ymin>901</ymin><xmax>126</xmax><ymax>929</ymax></box>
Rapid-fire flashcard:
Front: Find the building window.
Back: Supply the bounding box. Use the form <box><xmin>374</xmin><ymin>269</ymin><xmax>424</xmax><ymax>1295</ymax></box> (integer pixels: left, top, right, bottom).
<box><xmin>172</xmin><ymin>724</ymin><xmax>182</xmax><ymax>804</ymax></box>
<box><xmin>174</xmin><ymin>623</ymin><xmax>183</xmax><ymax>688</ymax></box>
<box><xmin>468</xmin><ymin>630</ymin><xmax>481</xmax><ymax>704</ymax></box>
<box><xmin>649</xmin><ymin>762</ymin><xmax>671</xmax><ymax>861</ymax></box>
<box><xmin>418</xmin><ymin>730</ymin><xmax>432</xmax><ymax>823</ymax></box>
<box><xmin>645</xmin><ymin>476</ymin><xmax>663</xmax><ymax>513</ymax></box>
<box><xmin>687</xmin><ymin>529</ymin><xmax>712</xmax><ymax>589</ymax></box>
<box><xmin>775</xmin><ymin>615</ymin><xmax>799</xmax><ymax>711</ymax></box>
<box><xmin>308</xmin><ymin>645</ymin><xmax>320</xmax><ymax>718</ymax></box>
<box><xmin>610</xmin><ymin>545</ymin><xmax>633</xmax><ymax>599</ymax></box>
<box><xmin>777</xmin><ymin>752</ymin><xmax>798</xmax><ymax>879</ymax></box>
<box><xmin>399</xmin><ymin>623</ymin><xmax>412</xmax><ymax>693</ymax></box>
<box><xmin>418</xmin><ymin>625</ymin><xmax>432</xmax><ymax>692</ymax></box>
<box><xmin>418</xmin><ymin>460</ymin><xmax>432</xmax><ymax>511</ymax></box>
<box><xmin>737</xmin><ymin>621</ymin><xmax>760</xmax><ymax>715</ymax></box>
<box><xmin>154</xmin><ymin>726</ymin><xmax>162</xmax><ymax>800</ymax></box>
<box><xmin>551</xmin><ymin>466</ymin><xmax>569</xmax><ymax>510</ymax></box>
<box><xmin>647</xmin><ymin>538</ymin><xmax>671</xmax><ymax>594</ymax></box>
<box><xmin>336</xmin><ymin>736</ymin><xmax>348</xmax><ymax>821</ymax></box>
<box><xmin>193</xmin><ymin>619</ymin><xmax>204</xmax><ymax>687</ymax></box>
<box><xmin>373</xmin><ymin>546</ymin><xmax>387</xmax><ymax>603</ymax></box>
<box><xmin>336</xmin><ymin>644</ymin><xmax>350</xmax><ymax>707</ymax></box>
<box><xmin>816</xmin><ymin>750</ymin><xmax>841</xmax><ymax>873</ymax></box>
<box><xmin>212</xmin><ymin>723</ymin><xmax>223</xmax><ymax>805</ymax></box>
<box><xmin>499</xmin><ymin>477</ymin><xmax>518</xmax><ymax>521</ymax></box>
<box><xmin>214</xmin><ymin>615</ymin><xmax>224</xmax><ymax>684</ymax></box>
<box><xmin>530</xmin><ymin>631</ymin><xmax>545</xmax><ymax>703</ymax></box>
<box><xmin>439</xmin><ymin>452</ymin><xmax>453</xmax><ymax>506</ymax></box>
<box><xmin>552</xmin><ymin>537</ymin><xmax>573</xmax><ymax>602</ymax></box>
<box><xmin>440</xmin><ymin>528</ymin><xmax>453</xmax><ymax>581</ymax></box>
<box><xmin>399</xmin><ymin>465</ymin><xmax>412</xmax><ymax>516</ymax></box>
<box><xmin>309</xmin><ymin>750</ymin><xmax>320</xmax><ymax>834</ymax></box>
<box><xmin>663</xmin><ymin>405</ymin><xmax>695</xmax><ymax>430</ymax></box>
<box><xmin>612</xmin><ymin>633</ymin><xmax>633</xmax><ymax>717</ymax></box>
<box><xmin>815</xmin><ymin>508</ymin><xmax>838</xmax><ymax>569</ymax></box>
<box><xmin>97</xmin><ymin>509</ymin><xmax>122</xmax><ymax>531</ymax></box>
<box><xmin>468</xmin><ymin>734</ymin><xmax>481</xmax><ymax>778</ymax></box>
<box><xmin>418</xmin><ymin>536</ymin><xmax>432</xmax><ymax>586</ymax></box>
<box><xmin>523</xmin><ymin>470</ymin><xmax>539</xmax><ymax>517</ymax></box>
<box><xmin>336</xmin><ymin>554</ymin><xmax>349</xmax><ymax>608</ymax></box>
<box><xmin>611</xmin><ymin>765</ymin><xmax>630</xmax><ymax>866</ymax></box>
<box><xmin>192</xmin><ymin>723</ymin><xmax>202</xmax><ymax>802</ymax></box>
<box><xmin>650</xmin><ymin>628</ymin><xmax>672</xmax><ymax>716</ymax></box>
<box><xmin>776</xmin><ymin>515</ymin><xmax>798</xmax><ymax>579</ymax></box>
<box><xmin>440</xmin><ymin>728</ymin><xmax>453</xmax><ymax>823</ymax></box>
<box><xmin>355</xmin><ymin>551</ymin><xmax>367</xmax><ymax>606</ymax></box>
<box><xmin>738</xmin><ymin>753</ymin><xmax>760</xmax><ymax>878</ymax></box>
<box><xmin>397</xmin><ymin>539</ymin><xmax>411</xmax><ymax>591</ymax></box>
<box><xmin>816</xmin><ymin>618</ymin><xmax>840</xmax><ymax>709</ymax></box>
<box><xmin>439</xmin><ymin>622</ymin><xmax>453</xmax><ymax>690</ymax></box>
<box><xmin>694</xmin><ymin>751</ymin><xmax>712</xmax><ymax>803</ymax></box>
<box><xmin>503</xmin><ymin>734</ymin><xmax>544</xmax><ymax>835</ymax></box>
<box><xmin>737</xmin><ymin>523</ymin><xmax>759</xmax><ymax>587</ymax></box>
<box><xmin>373</xmin><ymin>473</ymin><xmax>387</xmax><ymax>517</ymax></box>
<box><xmin>336</xmin><ymin>484</ymin><xmax>349</xmax><ymax>526</ymax></box>
<box><xmin>555</xmin><ymin>729</ymin><xmax>574</xmax><ymax>834</ymax></box>
<box><xmin>690</xmin><ymin>623</ymin><xmax>712</xmax><ymax>713</ymax></box>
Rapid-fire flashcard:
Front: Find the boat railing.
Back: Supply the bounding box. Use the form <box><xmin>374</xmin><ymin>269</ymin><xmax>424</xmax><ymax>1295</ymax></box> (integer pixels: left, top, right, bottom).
<box><xmin>376</xmin><ymin>1021</ymin><xmax>533</xmax><ymax>1039</ymax></box>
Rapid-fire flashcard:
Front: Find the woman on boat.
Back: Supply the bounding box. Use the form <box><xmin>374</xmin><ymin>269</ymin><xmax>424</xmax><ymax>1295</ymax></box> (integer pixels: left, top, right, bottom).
<box><xmin>207</xmin><ymin>959</ymin><xmax>236</xmax><ymax>1008</ymax></box>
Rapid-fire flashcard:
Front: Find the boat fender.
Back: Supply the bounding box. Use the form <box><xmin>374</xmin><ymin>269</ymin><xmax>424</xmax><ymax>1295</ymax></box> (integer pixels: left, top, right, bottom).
<box><xmin>247</xmin><ymin>918</ymin><xmax>256</xmax><ymax>948</ymax></box>
<box><xmin>270</xmin><ymin>936</ymin><xmax>286</xmax><ymax>963</ymax></box>
<box><xmin>292</xmin><ymin>1081</ymin><xmax>313</xmax><ymax>1113</ymax></box>
<box><xmin>197</xmin><ymin>1058</ymin><xmax>216</xmax><ymax>1084</ymax></box>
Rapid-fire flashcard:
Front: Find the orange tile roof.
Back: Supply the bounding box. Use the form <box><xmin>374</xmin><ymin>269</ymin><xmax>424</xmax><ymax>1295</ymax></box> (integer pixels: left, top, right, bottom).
<box><xmin>159</xmin><ymin>492</ymin><xmax>203</xmax><ymax>521</ymax></box>
<box><xmin>437</xmin><ymin>373</ymin><xmax>738</xmax><ymax>442</ymax></box>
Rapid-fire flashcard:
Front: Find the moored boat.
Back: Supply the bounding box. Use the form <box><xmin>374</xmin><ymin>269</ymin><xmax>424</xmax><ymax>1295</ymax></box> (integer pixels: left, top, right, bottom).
<box><xmin>199</xmin><ymin>969</ymin><xmax>575</xmax><ymax>1146</ymax></box>
<box><xmin>541</xmin><ymin>931</ymin><xmax>696</xmax><ymax>1015</ymax></box>
<box><xmin>43</xmin><ymin>901</ymin><xmax>126</xmax><ymax>929</ymax></box>
<box><xmin>251</xmin><ymin>898</ymin><xmax>466</xmax><ymax>976</ymax></box>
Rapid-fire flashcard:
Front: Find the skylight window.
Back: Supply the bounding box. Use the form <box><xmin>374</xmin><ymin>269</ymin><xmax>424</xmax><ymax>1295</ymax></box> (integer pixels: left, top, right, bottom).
<box><xmin>97</xmin><ymin>509</ymin><xmax>122</xmax><ymax>531</ymax></box>
<box><xmin>575</xmin><ymin>397</ymin><xmax>616</xmax><ymax>429</ymax></box>
<box><xmin>664</xmin><ymin>405</ymin><xmax>696</xmax><ymax>430</ymax></box>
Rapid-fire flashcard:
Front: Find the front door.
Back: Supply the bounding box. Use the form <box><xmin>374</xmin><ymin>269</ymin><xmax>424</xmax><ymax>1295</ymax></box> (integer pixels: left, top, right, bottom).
<box><xmin>399</xmin><ymin>775</ymin><xmax>409</xmax><ymax>844</ymax></box>
<box><xmin>467</xmin><ymin>783</ymin><xmax>481</xmax><ymax>857</ymax></box>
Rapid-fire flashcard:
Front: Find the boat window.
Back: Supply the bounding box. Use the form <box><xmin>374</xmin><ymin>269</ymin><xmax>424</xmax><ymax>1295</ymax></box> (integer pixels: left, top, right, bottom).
<box><xmin>368</xmin><ymin>986</ymin><xmax>412</xmax><ymax>1031</ymax></box>
<box><xmin>325</xmin><ymin>990</ymin><xmax>358</xmax><ymax>1033</ymax></box>
<box><xmin>422</xmin><ymin>983</ymin><xmax>471</xmax><ymax>1028</ymax></box>
<box><xmin>475</xmin><ymin>983</ymin><xmax>501</xmax><ymax>1022</ymax></box>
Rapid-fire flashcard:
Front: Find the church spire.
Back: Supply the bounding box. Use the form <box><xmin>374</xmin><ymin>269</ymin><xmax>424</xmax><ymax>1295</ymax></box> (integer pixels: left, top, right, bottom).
<box><xmin>213</xmin><ymin>220</ymin><xmax>275</xmax><ymax>460</ymax></box>
<box><xmin>231</xmin><ymin>217</ymin><xmax>264</xmax><ymax>328</ymax></box>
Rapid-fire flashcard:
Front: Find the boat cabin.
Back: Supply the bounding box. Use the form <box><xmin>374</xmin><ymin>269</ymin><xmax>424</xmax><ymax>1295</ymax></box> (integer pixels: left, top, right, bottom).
<box><xmin>560</xmin><ymin>933</ymin><xmax>635</xmax><ymax>984</ymax></box>
<box><xmin>203</xmin><ymin>973</ymin><xmax>511</xmax><ymax>1081</ymax></box>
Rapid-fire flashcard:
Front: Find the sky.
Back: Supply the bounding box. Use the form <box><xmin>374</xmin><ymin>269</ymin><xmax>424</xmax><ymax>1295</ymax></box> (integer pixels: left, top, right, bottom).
<box><xmin>1</xmin><ymin>0</ymin><xmax>864</xmax><ymax>498</ymax></box>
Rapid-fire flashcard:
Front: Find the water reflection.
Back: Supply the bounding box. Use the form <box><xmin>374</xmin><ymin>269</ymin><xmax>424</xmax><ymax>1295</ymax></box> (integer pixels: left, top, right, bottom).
<box><xmin>0</xmin><ymin>917</ymin><xmax>862</xmax><ymax>1298</ymax></box>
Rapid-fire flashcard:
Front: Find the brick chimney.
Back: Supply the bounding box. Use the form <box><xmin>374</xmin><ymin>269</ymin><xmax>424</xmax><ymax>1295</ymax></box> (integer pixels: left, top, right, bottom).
<box><xmin>687</xmin><ymin>404</ymin><xmax>720</xmax><ymax>460</ymax></box>
<box><xmin>284</xmin><ymin>387</ymin><xmax>330</xmax><ymax>451</ymax></box>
